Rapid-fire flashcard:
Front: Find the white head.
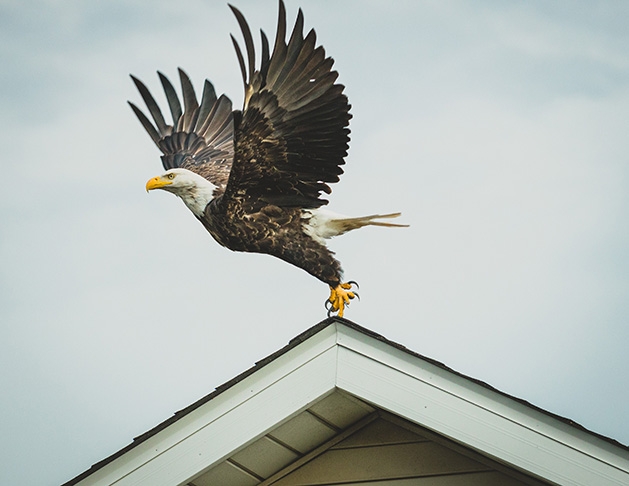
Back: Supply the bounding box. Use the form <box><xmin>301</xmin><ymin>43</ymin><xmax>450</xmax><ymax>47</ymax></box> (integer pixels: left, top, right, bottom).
<box><xmin>145</xmin><ymin>168</ymin><xmax>216</xmax><ymax>217</ymax></box>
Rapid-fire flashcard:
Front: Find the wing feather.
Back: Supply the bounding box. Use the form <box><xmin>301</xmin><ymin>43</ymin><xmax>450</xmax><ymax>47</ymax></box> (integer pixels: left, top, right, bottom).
<box><xmin>127</xmin><ymin>102</ymin><xmax>161</xmax><ymax>145</ymax></box>
<box><xmin>224</xmin><ymin>0</ymin><xmax>351</xmax><ymax>211</ymax></box>
<box><xmin>230</xmin><ymin>34</ymin><xmax>248</xmax><ymax>89</ymax></box>
<box><xmin>130</xmin><ymin>75</ymin><xmax>169</xmax><ymax>134</ymax></box>
<box><xmin>267</xmin><ymin>0</ymin><xmax>287</xmax><ymax>88</ymax></box>
<box><xmin>196</xmin><ymin>80</ymin><xmax>218</xmax><ymax>132</ymax></box>
<box><xmin>177</xmin><ymin>69</ymin><xmax>200</xmax><ymax>132</ymax></box>
<box><xmin>260</xmin><ymin>30</ymin><xmax>270</xmax><ymax>80</ymax></box>
<box><xmin>128</xmin><ymin>70</ymin><xmax>234</xmax><ymax>186</ymax></box>
<box><xmin>158</xmin><ymin>71</ymin><xmax>183</xmax><ymax>125</ymax></box>
<box><xmin>229</xmin><ymin>4</ymin><xmax>255</xmax><ymax>84</ymax></box>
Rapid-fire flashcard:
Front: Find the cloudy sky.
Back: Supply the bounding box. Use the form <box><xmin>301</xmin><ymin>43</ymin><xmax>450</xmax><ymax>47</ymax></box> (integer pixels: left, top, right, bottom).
<box><xmin>1</xmin><ymin>1</ymin><xmax>628</xmax><ymax>484</ymax></box>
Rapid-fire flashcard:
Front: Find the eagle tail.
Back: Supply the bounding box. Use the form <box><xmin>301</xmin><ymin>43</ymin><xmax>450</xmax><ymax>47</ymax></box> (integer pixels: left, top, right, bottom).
<box><xmin>332</xmin><ymin>213</ymin><xmax>409</xmax><ymax>232</ymax></box>
<box><xmin>303</xmin><ymin>209</ymin><xmax>408</xmax><ymax>243</ymax></box>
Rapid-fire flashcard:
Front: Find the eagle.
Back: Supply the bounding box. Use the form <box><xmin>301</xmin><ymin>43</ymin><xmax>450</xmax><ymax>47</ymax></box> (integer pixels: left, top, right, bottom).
<box><xmin>129</xmin><ymin>1</ymin><xmax>407</xmax><ymax>317</ymax></box>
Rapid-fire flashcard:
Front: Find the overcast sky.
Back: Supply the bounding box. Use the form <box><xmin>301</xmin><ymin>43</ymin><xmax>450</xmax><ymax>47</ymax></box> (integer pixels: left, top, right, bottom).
<box><xmin>1</xmin><ymin>1</ymin><xmax>628</xmax><ymax>484</ymax></box>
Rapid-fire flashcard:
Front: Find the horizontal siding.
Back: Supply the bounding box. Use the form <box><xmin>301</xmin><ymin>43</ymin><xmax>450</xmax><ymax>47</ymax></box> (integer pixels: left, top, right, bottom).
<box><xmin>324</xmin><ymin>470</ymin><xmax>529</xmax><ymax>485</ymax></box>
<box><xmin>332</xmin><ymin>417</ymin><xmax>428</xmax><ymax>448</ymax></box>
<box><xmin>271</xmin><ymin>441</ymin><xmax>491</xmax><ymax>485</ymax></box>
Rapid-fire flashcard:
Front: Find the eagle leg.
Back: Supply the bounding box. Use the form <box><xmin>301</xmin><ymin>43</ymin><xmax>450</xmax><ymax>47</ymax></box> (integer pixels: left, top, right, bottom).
<box><xmin>327</xmin><ymin>282</ymin><xmax>359</xmax><ymax>318</ymax></box>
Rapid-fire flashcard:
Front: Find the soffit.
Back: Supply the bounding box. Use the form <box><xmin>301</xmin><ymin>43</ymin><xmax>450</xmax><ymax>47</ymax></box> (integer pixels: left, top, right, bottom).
<box><xmin>189</xmin><ymin>391</ymin><xmax>375</xmax><ymax>485</ymax></box>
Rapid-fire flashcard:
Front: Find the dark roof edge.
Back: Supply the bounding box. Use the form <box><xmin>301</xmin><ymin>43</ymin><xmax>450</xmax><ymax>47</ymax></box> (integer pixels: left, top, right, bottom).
<box><xmin>61</xmin><ymin>317</ymin><xmax>628</xmax><ymax>485</ymax></box>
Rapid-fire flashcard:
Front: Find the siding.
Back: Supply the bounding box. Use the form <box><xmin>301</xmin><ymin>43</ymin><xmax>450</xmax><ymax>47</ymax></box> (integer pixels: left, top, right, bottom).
<box><xmin>270</xmin><ymin>417</ymin><xmax>536</xmax><ymax>485</ymax></box>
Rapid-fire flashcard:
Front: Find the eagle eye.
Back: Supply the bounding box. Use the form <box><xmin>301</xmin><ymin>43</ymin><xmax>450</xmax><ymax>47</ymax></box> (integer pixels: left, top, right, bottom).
<box><xmin>167</xmin><ymin>173</ymin><xmax>175</xmax><ymax>180</ymax></box>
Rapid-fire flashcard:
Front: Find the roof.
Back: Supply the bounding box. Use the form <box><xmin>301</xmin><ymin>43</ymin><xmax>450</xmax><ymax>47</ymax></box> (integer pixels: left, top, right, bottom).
<box><xmin>63</xmin><ymin>317</ymin><xmax>629</xmax><ymax>486</ymax></box>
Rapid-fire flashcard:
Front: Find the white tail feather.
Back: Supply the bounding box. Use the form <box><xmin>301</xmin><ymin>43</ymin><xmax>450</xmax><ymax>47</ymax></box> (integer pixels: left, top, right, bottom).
<box><xmin>302</xmin><ymin>209</ymin><xmax>408</xmax><ymax>244</ymax></box>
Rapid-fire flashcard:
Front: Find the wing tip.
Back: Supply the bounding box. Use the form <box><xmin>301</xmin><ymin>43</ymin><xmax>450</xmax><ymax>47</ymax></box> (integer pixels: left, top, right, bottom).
<box><xmin>129</xmin><ymin>73</ymin><xmax>142</xmax><ymax>87</ymax></box>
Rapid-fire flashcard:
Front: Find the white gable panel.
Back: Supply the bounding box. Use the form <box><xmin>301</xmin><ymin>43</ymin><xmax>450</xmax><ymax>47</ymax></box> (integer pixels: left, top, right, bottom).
<box><xmin>334</xmin><ymin>325</ymin><xmax>629</xmax><ymax>486</ymax></box>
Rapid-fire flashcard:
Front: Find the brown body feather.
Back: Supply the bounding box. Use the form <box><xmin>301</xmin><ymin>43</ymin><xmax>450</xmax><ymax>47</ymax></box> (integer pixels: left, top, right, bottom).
<box><xmin>201</xmin><ymin>201</ymin><xmax>343</xmax><ymax>286</ymax></box>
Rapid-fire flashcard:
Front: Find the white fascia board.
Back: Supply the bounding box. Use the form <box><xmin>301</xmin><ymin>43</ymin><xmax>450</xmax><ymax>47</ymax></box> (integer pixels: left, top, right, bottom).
<box><xmin>76</xmin><ymin>325</ymin><xmax>340</xmax><ymax>486</ymax></box>
<box><xmin>334</xmin><ymin>325</ymin><xmax>629</xmax><ymax>486</ymax></box>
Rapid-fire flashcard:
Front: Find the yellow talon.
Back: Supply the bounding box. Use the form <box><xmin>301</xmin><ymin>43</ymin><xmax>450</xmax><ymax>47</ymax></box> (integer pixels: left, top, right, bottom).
<box><xmin>327</xmin><ymin>282</ymin><xmax>358</xmax><ymax>318</ymax></box>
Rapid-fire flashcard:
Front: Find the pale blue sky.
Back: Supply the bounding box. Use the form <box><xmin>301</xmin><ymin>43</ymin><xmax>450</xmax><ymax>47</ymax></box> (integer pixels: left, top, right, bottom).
<box><xmin>1</xmin><ymin>1</ymin><xmax>628</xmax><ymax>484</ymax></box>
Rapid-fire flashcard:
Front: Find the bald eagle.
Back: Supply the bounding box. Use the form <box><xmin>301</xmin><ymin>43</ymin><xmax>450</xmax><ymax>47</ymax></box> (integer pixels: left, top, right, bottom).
<box><xmin>129</xmin><ymin>1</ymin><xmax>407</xmax><ymax>317</ymax></box>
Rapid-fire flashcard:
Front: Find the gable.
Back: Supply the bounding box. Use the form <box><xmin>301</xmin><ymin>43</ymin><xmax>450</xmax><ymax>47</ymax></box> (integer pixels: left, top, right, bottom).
<box><xmin>63</xmin><ymin>319</ymin><xmax>629</xmax><ymax>486</ymax></box>
<box><xmin>268</xmin><ymin>410</ymin><xmax>543</xmax><ymax>486</ymax></box>
<box><xmin>191</xmin><ymin>390</ymin><xmax>548</xmax><ymax>485</ymax></box>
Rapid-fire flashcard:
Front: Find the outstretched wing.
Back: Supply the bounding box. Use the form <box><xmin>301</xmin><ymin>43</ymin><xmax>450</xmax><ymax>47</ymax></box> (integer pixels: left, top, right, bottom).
<box><xmin>128</xmin><ymin>69</ymin><xmax>234</xmax><ymax>187</ymax></box>
<box><xmin>224</xmin><ymin>0</ymin><xmax>352</xmax><ymax>210</ymax></box>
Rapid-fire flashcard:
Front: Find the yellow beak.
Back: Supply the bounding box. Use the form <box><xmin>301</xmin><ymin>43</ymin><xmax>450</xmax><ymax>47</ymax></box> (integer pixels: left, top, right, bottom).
<box><xmin>146</xmin><ymin>176</ymin><xmax>172</xmax><ymax>192</ymax></box>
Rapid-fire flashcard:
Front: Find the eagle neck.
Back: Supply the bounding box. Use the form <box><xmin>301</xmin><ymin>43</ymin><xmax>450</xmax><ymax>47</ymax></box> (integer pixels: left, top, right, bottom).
<box><xmin>178</xmin><ymin>184</ymin><xmax>215</xmax><ymax>218</ymax></box>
